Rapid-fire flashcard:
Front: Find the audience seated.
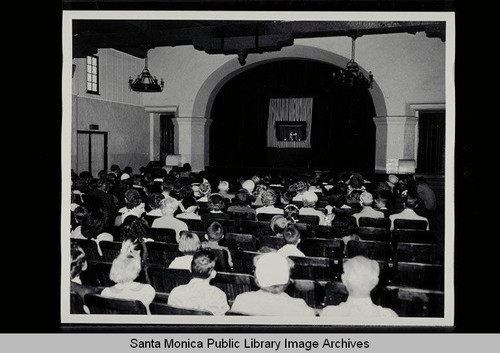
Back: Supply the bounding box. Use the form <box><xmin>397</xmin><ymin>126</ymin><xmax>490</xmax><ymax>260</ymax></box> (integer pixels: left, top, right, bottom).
<box><xmin>324</xmin><ymin>186</ymin><xmax>352</xmax><ymax>223</ymax></box>
<box><xmin>320</xmin><ymin>256</ymin><xmax>398</xmax><ymax>318</ymax></box>
<box><xmin>160</xmin><ymin>180</ymin><xmax>174</xmax><ymax>199</ymax></box>
<box><xmin>73</xmin><ymin>208</ymin><xmax>114</xmax><ymax>256</ymax></box>
<box><xmin>389</xmin><ymin>193</ymin><xmax>430</xmax><ymax>230</ymax></box>
<box><xmin>298</xmin><ymin>191</ymin><xmax>326</xmax><ymax>225</ymax></box>
<box><xmin>168</xmin><ymin>232</ymin><xmax>202</xmax><ymax>270</ymax></box>
<box><xmin>69</xmin><ymin>167</ymin><xmax>444</xmax><ymax>318</ymax></box>
<box><xmin>145</xmin><ymin>193</ymin><xmax>165</xmax><ymax>217</ymax></box>
<box><xmin>352</xmin><ymin>191</ymin><xmax>385</xmax><ymax>227</ymax></box>
<box><xmin>201</xmin><ymin>221</ymin><xmax>233</xmax><ymax>269</ymax></box>
<box><xmin>115</xmin><ymin>189</ymin><xmax>146</xmax><ymax>226</ymax></box>
<box><xmin>241</xmin><ymin>179</ymin><xmax>255</xmax><ymax>195</ymax></box>
<box><xmin>251</xmin><ymin>184</ymin><xmax>268</xmax><ymax>207</ymax></box>
<box><xmin>217</xmin><ymin>181</ymin><xmax>235</xmax><ymax>201</ymax></box>
<box><xmin>255</xmin><ymin>189</ymin><xmax>284</xmax><ymax>216</ymax></box>
<box><xmin>119</xmin><ymin>215</ymin><xmax>153</xmax><ymax>263</ymax></box>
<box><xmin>71</xmin><ymin>205</ymin><xmax>89</xmax><ymax>236</ymax></box>
<box><xmin>269</xmin><ymin>215</ymin><xmax>289</xmax><ymax>237</ymax></box>
<box><xmin>372</xmin><ymin>190</ymin><xmax>392</xmax><ymax>218</ymax></box>
<box><xmin>277</xmin><ymin>224</ymin><xmax>306</xmax><ymax>258</ymax></box>
<box><xmin>151</xmin><ymin>197</ymin><xmax>188</xmax><ymax>242</ymax></box>
<box><xmin>227</xmin><ymin>190</ymin><xmax>256</xmax><ymax>218</ymax></box>
<box><xmin>167</xmin><ymin>250</ymin><xmax>230</xmax><ymax>315</ymax></box>
<box><xmin>176</xmin><ymin>196</ymin><xmax>201</xmax><ymax>220</ymax></box>
<box><xmin>200</xmin><ymin>194</ymin><xmax>230</xmax><ymax>223</ymax></box>
<box><xmin>70</xmin><ymin>243</ymin><xmax>99</xmax><ymax>313</ymax></box>
<box><xmin>283</xmin><ymin>204</ymin><xmax>300</xmax><ymax>223</ymax></box>
<box><xmin>415</xmin><ymin>176</ymin><xmax>437</xmax><ymax>215</ymax></box>
<box><xmin>100</xmin><ymin>239</ymin><xmax>156</xmax><ymax>313</ymax></box>
<box><xmin>292</xmin><ymin>181</ymin><xmax>308</xmax><ymax>202</ymax></box>
<box><xmin>84</xmin><ymin>179</ymin><xmax>118</xmax><ymax>215</ymax></box>
<box><xmin>196</xmin><ymin>181</ymin><xmax>211</xmax><ymax>203</ymax></box>
<box><xmin>230</xmin><ymin>252</ymin><xmax>316</xmax><ymax>316</ymax></box>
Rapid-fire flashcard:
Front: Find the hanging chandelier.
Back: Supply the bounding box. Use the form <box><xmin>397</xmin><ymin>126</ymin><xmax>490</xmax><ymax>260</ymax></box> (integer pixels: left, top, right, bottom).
<box><xmin>333</xmin><ymin>35</ymin><xmax>374</xmax><ymax>89</ymax></box>
<box><xmin>129</xmin><ymin>56</ymin><xmax>164</xmax><ymax>93</ymax></box>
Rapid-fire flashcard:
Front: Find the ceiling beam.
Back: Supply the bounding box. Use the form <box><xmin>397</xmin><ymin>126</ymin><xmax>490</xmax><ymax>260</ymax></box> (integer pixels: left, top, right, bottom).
<box><xmin>73</xmin><ymin>20</ymin><xmax>445</xmax><ymax>58</ymax></box>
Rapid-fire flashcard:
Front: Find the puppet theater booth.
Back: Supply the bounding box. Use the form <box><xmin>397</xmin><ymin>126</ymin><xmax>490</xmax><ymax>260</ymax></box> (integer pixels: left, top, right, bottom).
<box><xmin>208</xmin><ymin>59</ymin><xmax>376</xmax><ymax>176</ymax></box>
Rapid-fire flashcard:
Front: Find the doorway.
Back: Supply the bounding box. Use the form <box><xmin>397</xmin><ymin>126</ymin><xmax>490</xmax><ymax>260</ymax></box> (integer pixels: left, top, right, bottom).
<box><xmin>160</xmin><ymin>113</ymin><xmax>175</xmax><ymax>163</ymax></box>
<box><xmin>76</xmin><ymin>131</ymin><xmax>108</xmax><ymax>176</ymax></box>
<box><xmin>417</xmin><ymin>110</ymin><xmax>445</xmax><ymax>175</ymax></box>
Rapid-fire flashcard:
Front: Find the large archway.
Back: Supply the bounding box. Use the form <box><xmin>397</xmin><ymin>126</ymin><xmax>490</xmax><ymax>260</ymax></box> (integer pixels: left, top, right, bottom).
<box><xmin>208</xmin><ymin>58</ymin><xmax>377</xmax><ymax>172</ymax></box>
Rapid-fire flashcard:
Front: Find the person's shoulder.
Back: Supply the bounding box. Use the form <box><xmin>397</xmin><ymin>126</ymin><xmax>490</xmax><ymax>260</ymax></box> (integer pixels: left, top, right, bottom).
<box><xmin>375</xmin><ymin>305</ymin><xmax>399</xmax><ymax>318</ymax></box>
<box><xmin>320</xmin><ymin>303</ymin><xmax>348</xmax><ymax>317</ymax></box>
<box><xmin>209</xmin><ymin>284</ymin><xmax>228</xmax><ymax>299</ymax></box>
<box><xmin>175</xmin><ymin>217</ymin><xmax>188</xmax><ymax>225</ymax></box>
<box><xmin>97</xmin><ymin>232</ymin><xmax>114</xmax><ymax>241</ymax></box>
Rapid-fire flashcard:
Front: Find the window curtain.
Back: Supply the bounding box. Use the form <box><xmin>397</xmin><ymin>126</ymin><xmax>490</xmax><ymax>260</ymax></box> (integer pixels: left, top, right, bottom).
<box><xmin>267</xmin><ymin>97</ymin><xmax>313</xmax><ymax>148</ymax></box>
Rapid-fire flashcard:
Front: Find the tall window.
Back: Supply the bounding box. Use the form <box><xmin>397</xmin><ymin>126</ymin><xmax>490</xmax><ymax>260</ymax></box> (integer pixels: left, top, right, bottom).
<box><xmin>86</xmin><ymin>55</ymin><xmax>99</xmax><ymax>94</ymax></box>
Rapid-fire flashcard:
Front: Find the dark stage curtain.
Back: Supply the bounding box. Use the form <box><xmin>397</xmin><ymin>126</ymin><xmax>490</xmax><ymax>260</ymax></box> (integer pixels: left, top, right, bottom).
<box><xmin>209</xmin><ymin>59</ymin><xmax>376</xmax><ymax>172</ymax></box>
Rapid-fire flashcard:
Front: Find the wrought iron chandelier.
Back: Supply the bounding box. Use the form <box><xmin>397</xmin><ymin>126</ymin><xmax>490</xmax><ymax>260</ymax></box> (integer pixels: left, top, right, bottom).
<box><xmin>333</xmin><ymin>35</ymin><xmax>374</xmax><ymax>89</ymax></box>
<box><xmin>129</xmin><ymin>56</ymin><xmax>164</xmax><ymax>93</ymax></box>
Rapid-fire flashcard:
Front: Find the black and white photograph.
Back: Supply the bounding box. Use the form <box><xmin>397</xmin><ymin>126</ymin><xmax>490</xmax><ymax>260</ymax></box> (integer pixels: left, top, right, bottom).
<box><xmin>61</xmin><ymin>10</ymin><xmax>455</xmax><ymax>327</ymax></box>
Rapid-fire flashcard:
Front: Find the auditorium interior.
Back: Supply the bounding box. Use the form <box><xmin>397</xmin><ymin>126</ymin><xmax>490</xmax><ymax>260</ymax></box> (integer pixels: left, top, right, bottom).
<box><xmin>65</xmin><ymin>14</ymin><xmax>453</xmax><ymax>322</ymax></box>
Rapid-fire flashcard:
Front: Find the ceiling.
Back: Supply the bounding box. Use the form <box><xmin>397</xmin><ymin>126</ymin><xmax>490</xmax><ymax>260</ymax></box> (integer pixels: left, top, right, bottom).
<box><xmin>72</xmin><ymin>19</ymin><xmax>446</xmax><ymax>59</ymax></box>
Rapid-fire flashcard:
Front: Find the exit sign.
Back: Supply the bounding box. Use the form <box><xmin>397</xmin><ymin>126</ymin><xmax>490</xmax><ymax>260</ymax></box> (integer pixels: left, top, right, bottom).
<box><xmin>89</xmin><ymin>124</ymin><xmax>99</xmax><ymax>130</ymax></box>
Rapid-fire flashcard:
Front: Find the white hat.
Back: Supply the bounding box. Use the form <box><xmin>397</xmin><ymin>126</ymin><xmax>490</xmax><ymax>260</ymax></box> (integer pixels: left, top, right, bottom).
<box><xmin>359</xmin><ymin>191</ymin><xmax>374</xmax><ymax>205</ymax></box>
<box><xmin>301</xmin><ymin>190</ymin><xmax>318</xmax><ymax>203</ymax></box>
<box><xmin>242</xmin><ymin>180</ymin><xmax>255</xmax><ymax>193</ymax></box>
<box><xmin>387</xmin><ymin>174</ymin><xmax>399</xmax><ymax>186</ymax></box>
<box><xmin>120</xmin><ymin>173</ymin><xmax>130</xmax><ymax>180</ymax></box>
<box><xmin>254</xmin><ymin>253</ymin><xmax>290</xmax><ymax>288</ymax></box>
<box><xmin>218</xmin><ymin>181</ymin><xmax>229</xmax><ymax>192</ymax></box>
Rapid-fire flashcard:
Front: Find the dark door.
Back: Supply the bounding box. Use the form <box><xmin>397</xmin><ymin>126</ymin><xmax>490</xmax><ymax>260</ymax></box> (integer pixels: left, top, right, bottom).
<box><xmin>417</xmin><ymin>111</ymin><xmax>445</xmax><ymax>174</ymax></box>
<box><xmin>160</xmin><ymin>113</ymin><xmax>175</xmax><ymax>163</ymax></box>
<box><xmin>77</xmin><ymin>131</ymin><xmax>108</xmax><ymax>176</ymax></box>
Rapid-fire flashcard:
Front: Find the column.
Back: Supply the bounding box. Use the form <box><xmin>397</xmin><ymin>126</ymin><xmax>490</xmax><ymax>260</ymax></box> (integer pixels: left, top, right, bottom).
<box><xmin>172</xmin><ymin>117</ymin><xmax>212</xmax><ymax>172</ymax></box>
<box><xmin>373</xmin><ymin>116</ymin><xmax>418</xmax><ymax>173</ymax></box>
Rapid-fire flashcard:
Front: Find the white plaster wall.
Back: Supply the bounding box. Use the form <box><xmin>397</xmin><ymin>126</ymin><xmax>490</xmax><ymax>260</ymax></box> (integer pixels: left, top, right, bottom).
<box><xmin>143</xmin><ymin>32</ymin><xmax>446</xmax><ymax>118</ymax></box>
<box><xmin>143</xmin><ymin>46</ymin><xmax>234</xmax><ymax>117</ymax></box>
<box><xmin>72</xmin><ymin>49</ymin><xmax>146</xmax><ymax>107</ymax></box>
<box><xmin>71</xmin><ymin>49</ymin><xmax>151</xmax><ymax>174</ymax></box>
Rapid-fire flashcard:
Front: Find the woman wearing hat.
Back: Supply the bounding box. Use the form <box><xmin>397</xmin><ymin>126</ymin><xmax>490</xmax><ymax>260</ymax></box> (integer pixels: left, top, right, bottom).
<box><xmin>230</xmin><ymin>252</ymin><xmax>316</xmax><ymax>316</ymax></box>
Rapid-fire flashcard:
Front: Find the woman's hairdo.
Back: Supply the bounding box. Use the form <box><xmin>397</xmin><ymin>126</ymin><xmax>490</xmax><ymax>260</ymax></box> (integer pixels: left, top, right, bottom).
<box><xmin>148</xmin><ymin>193</ymin><xmax>164</xmax><ymax>209</ymax></box>
<box><xmin>124</xmin><ymin>189</ymin><xmax>142</xmax><ymax>208</ymax></box>
<box><xmin>208</xmin><ymin>193</ymin><xmax>225</xmax><ymax>211</ymax></box>
<box><xmin>293</xmin><ymin>181</ymin><xmax>308</xmax><ymax>193</ymax></box>
<box><xmin>70</xmin><ymin>243</ymin><xmax>87</xmax><ymax>279</ymax></box>
<box><xmin>261</xmin><ymin>189</ymin><xmax>277</xmax><ymax>206</ymax></box>
<box><xmin>178</xmin><ymin>231</ymin><xmax>202</xmax><ymax>255</ymax></box>
<box><xmin>120</xmin><ymin>215</ymin><xmax>149</xmax><ymax>242</ymax></box>
<box><xmin>109</xmin><ymin>243</ymin><xmax>142</xmax><ymax>284</ymax></box>
<box><xmin>283</xmin><ymin>224</ymin><xmax>301</xmax><ymax>244</ymax></box>
<box><xmin>81</xmin><ymin>209</ymin><xmax>109</xmax><ymax>240</ymax></box>
<box><xmin>199</xmin><ymin>182</ymin><xmax>211</xmax><ymax>195</ymax></box>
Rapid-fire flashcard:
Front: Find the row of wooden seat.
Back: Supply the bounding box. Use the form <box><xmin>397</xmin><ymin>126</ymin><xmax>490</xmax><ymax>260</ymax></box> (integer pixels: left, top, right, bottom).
<box><xmin>74</xmin><ymin>230</ymin><xmax>443</xmax><ymax>274</ymax></box>
<box><xmin>142</xmin><ymin>212</ymin><xmax>427</xmax><ymax>231</ymax></box>
<box><xmin>73</xmin><ymin>260</ymin><xmax>444</xmax><ymax>317</ymax></box>
<box><xmin>111</xmin><ymin>217</ymin><xmax>437</xmax><ymax>244</ymax></box>
<box><xmin>77</xmin><ymin>241</ymin><xmax>444</xmax><ymax>295</ymax></box>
